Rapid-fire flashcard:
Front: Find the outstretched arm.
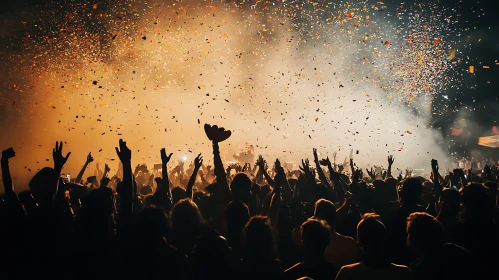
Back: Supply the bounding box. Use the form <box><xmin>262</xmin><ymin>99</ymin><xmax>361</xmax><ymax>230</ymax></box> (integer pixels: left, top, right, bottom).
<box><xmin>115</xmin><ymin>139</ymin><xmax>133</xmax><ymax>235</ymax></box>
<box><xmin>431</xmin><ymin>159</ymin><xmax>442</xmax><ymax>196</ymax></box>
<box><xmin>103</xmin><ymin>163</ymin><xmax>111</xmax><ymax>181</ymax></box>
<box><xmin>256</xmin><ymin>155</ymin><xmax>275</xmax><ymax>187</ymax></box>
<box><xmin>1</xmin><ymin>148</ymin><xmax>26</xmax><ymax>218</ymax></box>
<box><xmin>387</xmin><ymin>155</ymin><xmax>394</xmax><ymax>178</ymax></box>
<box><xmin>75</xmin><ymin>152</ymin><xmax>93</xmax><ymax>184</ymax></box>
<box><xmin>313</xmin><ymin>148</ymin><xmax>332</xmax><ymax>188</ymax></box>
<box><xmin>205</xmin><ymin>124</ymin><xmax>232</xmax><ymax>231</ymax></box>
<box><xmin>160</xmin><ymin>149</ymin><xmax>173</xmax><ymax>194</ymax></box>
<box><xmin>321</xmin><ymin>157</ymin><xmax>345</xmax><ymax>201</ymax></box>
<box><xmin>52</xmin><ymin>141</ymin><xmax>71</xmax><ymax>202</ymax></box>
<box><xmin>213</xmin><ymin>141</ymin><xmax>230</xmax><ymax>195</ymax></box>
<box><xmin>186</xmin><ymin>154</ymin><xmax>203</xmax><ymax>200</ymax></box>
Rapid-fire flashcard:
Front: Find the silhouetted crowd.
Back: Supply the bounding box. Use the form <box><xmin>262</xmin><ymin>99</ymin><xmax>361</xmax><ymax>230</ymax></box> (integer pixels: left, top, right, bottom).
<box><xmin>1</xmin><ymin>124</ymin><xmax>498</xmax><ymax>280</ymax></box>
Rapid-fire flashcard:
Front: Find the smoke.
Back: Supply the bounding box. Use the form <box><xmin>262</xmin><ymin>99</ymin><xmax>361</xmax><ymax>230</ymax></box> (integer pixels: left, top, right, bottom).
<box><xmin>0</xmin><ymin>0</ymin><xmax>456</xmax><ymax>190</ymax></box>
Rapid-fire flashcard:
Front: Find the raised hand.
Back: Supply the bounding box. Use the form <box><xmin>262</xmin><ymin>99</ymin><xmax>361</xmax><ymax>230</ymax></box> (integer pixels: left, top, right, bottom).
<box><xmin>275</xmin><ymin>158</ymin><xmax>282</xmax><ymax>170</ymax></box>
<box><xmin>337</xmin><ymin>164</ymin><xmax>344</xmax><ymax>173</ymax></box>
<box><xmin>1</xmin><ymin>148</ymin><xmax>16</xmax><ymax>194</ymax></box>
<box><xmin>242</xmin><ymin>162</ymin><xmax>249</xmax><ymax>172</ymax></box>
<box><xmin>299</xmin><ymin>159</ymin><xmax>312</xmax><ymax>178</ymax></box>
<box><xmin>366</xmin><ymin>167</ymin><xmax>376</xmax><ymax>180</ymax></box>
<box><xmin>86</xmin><ymin>152</ymin><xmax>94</xmax><ymax>163</ymax></box>
<box><xmin>319</xmin><ymin>156</ymin><xmax>331</xmax><ymax>167</ymax></box>
<box><xmin>431</xmin><ymin>159</ymin><xmax>439</xmax><ymax>171</ymax></box>
<box><xmin>256</xmin><ymin>155</ymin><xmax>266</xmax><ymax>168</ymax></box>
<box><xmin>313</xmin><ymin>148</ymin><xmax>319</xmax><ymax>162</ymax></box>
<box><xmin>194</xmin><ymin>153</ymin><xmax>203</xmax><ymax>169</ymax></box>
<box><xmin>160</xmin><ymin>148</ymin><xmax>173</xmax><ymax>164</ymax></box>
<box><xmin>1</xmin><ymin>147</ymin><xmax>15</xmax><ymax>160</ymax></box>
<box><xmin>53</xmin><ymin>141</ymin><xmax>71</xmax><ymax>170</ymax></box>
<box><xmin>274</xmin><ymin>159</ymin><xmax>285</xmax><ymax>187</ymax></box>
<box><xmin>104</xmin><ymin>163</ymin><xmax>111</xmax><ymax>174</ymax></box>
<box><xmin>353</xmin><ymin>168</ymin><xmax>363</xmax><ymax>182</ymax></box>
<box><xmin>388</xmin><ymin>155</ymin><xmax>394</xmax><ymax>166</ymax></box>
<box><xmin>115</xmin><ymin>139</ymin><xmax>131</xmax><ymax>163</ymax></box>
<box><xmin>333</xmin><ymin>152</ymin><xmax>337</xmax><ymax>163</ymax></box>
<box><xmin>405</xmin><ymin>168</ymin><xmax>412</xmax><ymax>178</ymax></box>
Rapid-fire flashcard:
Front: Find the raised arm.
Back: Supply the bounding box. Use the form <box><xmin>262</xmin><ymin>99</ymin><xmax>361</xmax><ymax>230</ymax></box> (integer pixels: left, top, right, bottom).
<box><xmin>204</xmin><ymin>124</ymin><xmax>231</xmax><ymax>199</ymax></box>
<box><xmin>186</xmin><ymin>154</ymin><xmax>203</xmax><ymax>200</ymax></box>
<box><xmin>387</xmin><ymin>155</ymin><xmax>394</xmax><ymax>178</ymax></box>
<box><xmin>431</xmin><ymin>159</ymin><xmax>442</xmax><ymax>197</ymax></box>
<box><xmin>75</xmin><ymin>152</ymin><xmax>93</xmax><ymax>184</ymax></box>
<box><xmin>256</xmin><ymin>155</ymin><xmax>275</xmax><ymax>187</ymax></box>
<box><xmin>160</xmin><ymin>148</ymin><xmax>173</xmax><ymax>193</ymax></box>
<box><xmin>320</xmin><ymin>156</ymin><xmax>346</xmax><ymax>201</ymax></box>
<box><xmin>1</xmin><ymin>148</ymin><xmax>15</xmax><ymax>195</ymax></box>
<box><xmin>1</xmin><ymin>148</ymin><xmax>26</xmax><ymax>218</ymax></box>
<box><xmin>204</xmin><ymin>124</ymin><xmax>232</xmax><ymax>231</ymax></box>
<box><xmin>103</xmin><ymin>163</ymin><xmax>111</xmax><ymax>181</ymax></box>
<box><xmin>313</xmin><ymin>148</ymin><xmax>332</xmax><ymax>188</ymax></box>
<box><xmin>115</xmin><ymin>139</ymin><xmax>133</xmax><ymax>234</ymax></box>
<box><xmin>52</xmin><ymin>141</ymin><xmax>71</xmax><ymax>202</ymax></box>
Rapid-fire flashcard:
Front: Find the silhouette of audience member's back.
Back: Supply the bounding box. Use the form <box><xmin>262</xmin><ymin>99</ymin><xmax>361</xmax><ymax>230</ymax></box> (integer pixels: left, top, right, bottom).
<box><xmin>239</xmin><ymin>216</ymin><xmax>284</xmax><ymax>279</ymax></box>
<box><xmin>170</xmin><ymin>198</ymin><xmax>205</xmax><ymax>256</ymax></box>
<box><xmin>407</xmin><ymin>212</ymin><xmax>476</xmax><ymax>280</ymax></box>
<box><xmin>384</xmin><ymin>178</ymin><xmax>425</xmax><ymax>264</ymax></box>
<box><xmin>456</xmin><ymin>183</ymin><xmax>499</xmax><ymax>279</ymax></box>
<box><xmin>336</xmin><ymin>213</ymin><xmax>415</xmax><ymax>280</ymax></box>
<box><xmin>225</xmin><ymin>200</ymin><xmax>250</xmax><ymax>261</ymax></box>
<box><xmin>313</xmin><ymin>198</ymin><xmax>358</xmax><ymax>266</ymax></box>
<box><xmin>128</xmin><ymin>206</ymin><xmax>189</xmax><ymax>279</ymax></box>
<box><xmin>284</xmin><ymin>219</ymin><xmax>340</xmax><ymax>280</ymax></box>
<box><xmin>192</xmin><ymin>231</ymin><xmax>234</xmax><ymax>280</ymax></box>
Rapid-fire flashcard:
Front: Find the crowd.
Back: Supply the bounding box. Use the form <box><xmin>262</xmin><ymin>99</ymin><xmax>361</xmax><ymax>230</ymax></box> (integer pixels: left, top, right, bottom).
<box><xmin>0</xmin><ymin>124</ymin><xmax>498</xmax><ymax>280</ymax></box>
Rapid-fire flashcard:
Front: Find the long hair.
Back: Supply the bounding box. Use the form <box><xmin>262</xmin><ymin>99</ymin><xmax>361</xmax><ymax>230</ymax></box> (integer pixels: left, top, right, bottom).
<box><xmin>242</xmin><ymin>216</ymin><xmax>276</xmax><ymax>262</ymax></box>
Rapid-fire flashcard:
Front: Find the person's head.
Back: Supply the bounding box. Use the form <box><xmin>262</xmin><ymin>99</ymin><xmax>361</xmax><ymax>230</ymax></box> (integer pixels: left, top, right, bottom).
<box><xmin>29</xmin><ymin>167</ymin><xmax>58</xmax><ymax>206</ymax></box>
<box><xmin>313</xmin><ymin>199</ymin><xmax>337</xmax><ymax>229</ymax></box>
<box><xmin>242</xmin><ymin>216</ymin><xmax>276</xmax><ymax>262</ymax></box>
<box><xmin>357</xmin><ymin>213</ymin><xmax>386</xmax><ymax>256</ymax></box>
<box><xmin>171</xmin><ymin>186</ymin><xmax>186</xmax><ymax>205</ymax></box>
<box><xmin>230</xmin><ymin>173</ymin><xmax>252</xmax><ymax>203</ymax></box>
<box><xmin>439</xmin><ymin>188</ymin><xmax>461</xmax><ymax>215</ymax></box>
<box><xmin>384</xmin><ymin>177</ymin><xmax>399</xmax><ymax>201</ymax></box>
<box><xmin>134</xmin><ymin>205</ymin><xmax>169</xmax><ymax>241</ymax></box>
<box><xmin>314</xmin><ymin>183</ymin><xmax>331</xmax><ymax>201</ymax></box>
<box><xmin>301</xmin><ymin>219</ymin><xmax>331</xmax><ymax>259</ymax></box>
<box><xmin>151</xmin><ymin>189</ymin><xmax>172</xmax><ymax>213</ymax></box>
<box><xmin>406</xmin><ymin>212</ymin><xmax>444</xmax><ymax>256</ymax></box>
<box><xmin>78</xmin><ymin>186</ymin><xmax>116</xmax><ymax>236</ymax></box>
<box><xmin>398</xmin><ymin>178</ymin><xmax>423</xmax><ymax>205</ymax></box>
<box><xmin>139</xmin><ymin>185</ymin><xmax>153</xmax><ymax>196</ymax></box>
<box><xmin>192</xmin><ymin>231</ymin><xmax>231</xmax><ymax>279</ymax></box>
<box><xmin>142</xmin><ymin>194</ymin><xmax>153</xmax><ymax>206</ymax></box>
<box><xmin>460</xmin><ymin>183</ymin><xmax>494</xmax><ymax>224</ymax></box>
<box><xmin>171</xmin><ymin>198</ymin><xmax>203</xmax><ymax>231</ymax></box>
<box><xmin>225</xmin><ymin>200</ymin><xmax>250</xmax><ymax>233</ymax></box>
